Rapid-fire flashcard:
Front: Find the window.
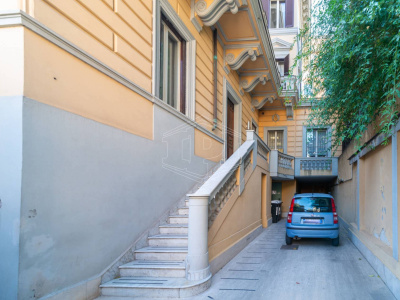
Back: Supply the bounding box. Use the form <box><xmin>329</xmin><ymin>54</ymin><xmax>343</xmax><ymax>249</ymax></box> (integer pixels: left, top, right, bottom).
<box><xmin>252</xmin><ymin>121</ymin><xmax>258</xmax><ymax>133</ymax></box>
<box><xmin>306</xmin><ymin>128</ymin><xmax>328</xmax><ymax>157</ymax></box>
<box><xmin>276</xmin><ymin>55</ymin><xmax>289</xmax><ymax>77</ymax></box>
<box><xmin>156</xmin><ymin>1</ymin><xmax>195</xmax><ymax>119</ymax></box>
<box><xmin>268</xmin><ymin>130</ymin><xmax>284</xmax><ymax>152</ymax></box>
<box><xmin>276</xmin><ymin>60</ymin><xmax>285</xmax><ymax>76</ymax></box>
<box><xmin>270</xmin><ymin>0</ymin><xmax>286</xmax><ymax>28</ymax></box>
<box><xmin>262</xmin><ymin>0</ymin><xmax>294</xmax><ymax>29</ymax></box>
<box><xmin>293</xmin><ymin>197</ymin><xmax>333</xmax><ymax>213</ymax></box>
<box><xmin>159</xmin><ymin>15</ymin><xmax>186</xmax><ymax>113</ymax></box>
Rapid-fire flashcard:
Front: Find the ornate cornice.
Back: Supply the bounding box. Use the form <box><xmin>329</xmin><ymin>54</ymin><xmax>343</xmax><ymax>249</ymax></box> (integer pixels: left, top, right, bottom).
<box><xmin>240</xmin><ymin>74</ymin><xmax>268</xmax><ymax>94</ymax></box>
<box><xmin>251</xmin><ymin>95</ymin><xmax>275</xmax><ymax>109</ymax></box>
<box><xmin>195</xmin><ymin>0</ymin><xmax>239</xmax><ymax>27</ymax></box>
<box><xmin>225</xmin><ymin>48</ymin><xmax>258</xmax><ymax>70</ymax></box>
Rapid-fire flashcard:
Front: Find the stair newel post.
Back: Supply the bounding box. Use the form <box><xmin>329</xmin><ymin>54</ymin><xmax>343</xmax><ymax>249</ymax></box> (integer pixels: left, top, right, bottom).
<box><xmin>186</xmin><ymin>194</ymin><xmax>211</xmax><ymax>281</ymax></box>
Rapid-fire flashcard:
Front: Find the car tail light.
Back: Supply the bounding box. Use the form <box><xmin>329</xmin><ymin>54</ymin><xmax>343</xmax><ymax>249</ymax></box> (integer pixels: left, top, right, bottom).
<box><xmin>287</xmin><ymin>198</ymin><xmax>295</xmax><ymax>223</ymax></box>
<box><xmin>331</xmin><ymin>198</ymin><xmax>338</xmax><ymax>224</ymax></box>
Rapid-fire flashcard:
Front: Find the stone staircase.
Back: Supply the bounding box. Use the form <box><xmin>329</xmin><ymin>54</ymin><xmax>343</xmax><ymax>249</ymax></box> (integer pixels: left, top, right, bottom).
<box><xmin>98</xmin><ymin>197</ymin><xmax>211</xmax><ymax>298</ymax></box>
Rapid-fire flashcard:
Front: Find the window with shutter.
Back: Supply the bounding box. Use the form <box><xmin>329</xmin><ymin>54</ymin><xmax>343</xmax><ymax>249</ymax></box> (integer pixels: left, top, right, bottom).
<box><xmin>267</xmin><ymin>0</ymin><xmax>294</xmax><ymax>28</ymax></box>
<box><xmin>285</xmin><ymin>0</ymin><xmax>294</xmax><ymax>27</ymax></box>
<box><xmin>284</xmin><ymin>54</ymin><xmax>289</xmax><ymax>75</ymax></box>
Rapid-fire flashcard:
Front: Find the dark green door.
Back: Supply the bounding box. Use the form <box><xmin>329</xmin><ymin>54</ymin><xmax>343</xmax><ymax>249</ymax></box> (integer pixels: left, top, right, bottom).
<box><xmin>272</xmin><ymin>182</ymin><xmax>282</xmax><ymax>201</ymax></box>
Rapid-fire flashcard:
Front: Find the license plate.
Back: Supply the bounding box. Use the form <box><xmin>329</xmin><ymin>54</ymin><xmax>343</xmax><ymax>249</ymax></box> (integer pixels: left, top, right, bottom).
<box><xmin>303</xmin><ymin>218</ymin><xmax>322</xmax><ymax>224</ymax></box>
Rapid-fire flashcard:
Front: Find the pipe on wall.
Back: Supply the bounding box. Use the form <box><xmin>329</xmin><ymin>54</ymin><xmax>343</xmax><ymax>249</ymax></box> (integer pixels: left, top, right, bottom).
<box><xmin>212</xmin><ymin>28</ymin><xmax>218</xmax><ymax>130</ymax></box>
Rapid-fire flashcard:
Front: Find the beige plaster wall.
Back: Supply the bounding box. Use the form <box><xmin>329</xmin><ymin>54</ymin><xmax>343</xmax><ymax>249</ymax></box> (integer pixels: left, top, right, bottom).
<box><xmin>259</xmin><ymin>107</ymin><xmax>342</xmax><ymax>157</ymax></box>
<box><xmin>194</xmin><ymin>128</ymin><xmax>223</xmax><ymax>162</ymax></box>
<box><xmin>25</xmin><ymin>0</ymin><xmax>259</xmax><ymax>145</ymax></box>
<box><xmin>29</xmin><ymin>0</ymin><xmax>152</xmax><ymax>92</ymax></box>
<box><xmin>208</xmin><ymin>162</ymin><xmax>269</xmax><ymax>262</ymax></box>
<box><xmin>333</xmin><ymin>163</ymin><xmax>357</xmax><ymax>225</ymax></box>
<box><xmin>281</xmin><ymin>180</ymin><xmax>296</xmax><ymax>213</ymax></box>
<box><xmin>361</xmin><ymin>142</ymin><xmax>393</xmax><ymax>248</ymax></box>
<box><xmin>24</xmin><ymin>29</ymin><xmax>154</xmax><ymax>140</ymax></box>
<box><xmin>164</xmin><ymin>0</ymin><xmax>259</xmax><ymax>142</ymax></box>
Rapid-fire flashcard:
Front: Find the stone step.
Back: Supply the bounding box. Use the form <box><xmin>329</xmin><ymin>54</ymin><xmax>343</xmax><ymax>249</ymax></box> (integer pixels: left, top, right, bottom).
<box><xmin>159</xmin><ymin>224</ymin><xmax>188</xmax><ymax>235</ymax></box>
<box><xmin>148</xmin><ymin>235</ymin><xmax>188</xmax><ymax>247</ymax></box>
<box><xmin>169</xmin><ymin>215</ymin><xmax>188</xmax><ymax>224</ymax></box>
<box><xmin>119</xmin><ymin>260</ymin><xmax>186</xmax><ymax>278</ymax></box>
<box><xmin>177</xmin><ymin>206</ymin><xmax>189</xmax><ymax>215</ymax></box>
<box><xmin>100</xmin><ymin>276</ymin><xmax>211</xmax><ymax>298</ymax></box>
<box><xmin>134</xmin><ymin>247</ymin><xmax>187</xmax><ymax>261</ymax></box>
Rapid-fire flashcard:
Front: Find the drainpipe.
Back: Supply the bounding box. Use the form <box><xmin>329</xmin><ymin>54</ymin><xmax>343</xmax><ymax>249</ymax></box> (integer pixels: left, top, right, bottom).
<box><xmin>212</xmin><ymin>28</ymin><xmax>218</xmax><ymax>130</ymax></box>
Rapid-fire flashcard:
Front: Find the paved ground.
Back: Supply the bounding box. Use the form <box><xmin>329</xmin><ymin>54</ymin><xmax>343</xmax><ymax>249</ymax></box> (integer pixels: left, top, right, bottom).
<box><xmin>189</xmin><ymin>220</ymin><xmax>396</xmax><ymax>300</ymax></box>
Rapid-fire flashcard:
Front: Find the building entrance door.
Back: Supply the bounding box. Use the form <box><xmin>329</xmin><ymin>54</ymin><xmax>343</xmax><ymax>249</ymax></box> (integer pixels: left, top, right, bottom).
<box><xmin>226</xmin><ymin>99</ymin><xmax>234</xmax><ymax>159</ymax></box>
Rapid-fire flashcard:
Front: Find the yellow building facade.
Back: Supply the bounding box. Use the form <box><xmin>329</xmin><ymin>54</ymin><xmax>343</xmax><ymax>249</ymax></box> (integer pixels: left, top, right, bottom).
<box><xmin>1</xmin><ymin>0</ymin><xmax>398</xmax><ymax>299</ymax></box>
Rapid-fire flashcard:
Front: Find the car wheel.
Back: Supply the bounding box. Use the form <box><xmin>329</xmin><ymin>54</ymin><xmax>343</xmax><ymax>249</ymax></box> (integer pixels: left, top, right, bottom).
<box><xmin>332</xmin><ymin>236</ymin><xmax>339</xmax><ymax>246</ymax></box>
<box><xmin>286</xmin><ymin>233</ymin><xmax>293</xmax><ymax>245</ymax></box>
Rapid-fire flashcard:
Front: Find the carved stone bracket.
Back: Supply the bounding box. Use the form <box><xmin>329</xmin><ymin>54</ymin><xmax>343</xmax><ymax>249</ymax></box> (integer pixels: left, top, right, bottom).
<box><xmin>285</xmin><ymin>98</ymin><xmax>294</xmax><ymax>119</ymax></box>
<box><xmin>225</xmin><ymin>48</ymin><xmax>259</xmax><ymax>71</ymax></box>
<box><xmin>240</xmin><ymin>74</ymin><xmax>268</xmax><ymax>94</ymax></box>
<box><xmin>251</xmin><ymin>95</ymin><xmax>275</xmax><ymax>109</ymax></box>
<box><xmin>195</xmin><ymin>0</ymin><xmax>239</xmax><ymax>27</ymax></box>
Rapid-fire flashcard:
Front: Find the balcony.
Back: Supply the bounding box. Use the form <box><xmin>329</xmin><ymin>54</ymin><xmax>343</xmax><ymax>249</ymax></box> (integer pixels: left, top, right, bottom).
<box><xmin>270</xmin><ymin>150</ymin><xmax>295</xmax><ymax>180</ymax></box>
<box><xmin>281</xmin><ymin>76</ymin><xmax>297</xmax><ymax>91</ymax></box>
<box><xmin>294</xmin><ymin>157</ymin><xmax>338</xmax><ymax>179</ymax></box>
<box><xmin>280</xmin><ymin>76</ymin><xmax>299</xmax><ymax>99</ymax></box>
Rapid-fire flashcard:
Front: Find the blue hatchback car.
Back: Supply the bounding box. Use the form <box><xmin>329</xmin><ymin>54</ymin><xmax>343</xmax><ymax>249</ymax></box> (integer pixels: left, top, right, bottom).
<box><xmin>286</xmin><ymin>193</ymin><xmax>339</xmax><ymax>246</ymax></box>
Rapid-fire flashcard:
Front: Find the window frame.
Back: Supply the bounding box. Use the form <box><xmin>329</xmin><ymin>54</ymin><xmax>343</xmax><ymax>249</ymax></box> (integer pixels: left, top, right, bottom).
<box><xmin>160</xmin><ymin>17</ymin><xmax>183</xmax><ymax>111</ymax></box>
<box><xmin>263</xmin><ymin>126</ymin><xmax>288</xmax><ymax>153</ymax></box>
<box><xmin>154</xmin><ymin>0</ymin><xmax>196</xmax><ymax>119</ymax></box>
<box><xmin>223</xmin><ymin>77</ymin><xmax>243</xmax><ymax>161</ymax></box>
<box><xmin>302</xmin><ymin>126</ymin><xmax>332</xmax><ymax>157</ymax></box>
<box><xmin>270</xmin><ymin>0</ymin><xmax>286</xmax><ymax>28</ymax></box>
<box><xmin>268</xmin><ymin>130</ymin><xmax>284</xmax><ymax>151</ymax></box>
<box><xmin>262</xmin><ymin>0</ymin><xmax>294</xmax><ymax>29</ymax></box>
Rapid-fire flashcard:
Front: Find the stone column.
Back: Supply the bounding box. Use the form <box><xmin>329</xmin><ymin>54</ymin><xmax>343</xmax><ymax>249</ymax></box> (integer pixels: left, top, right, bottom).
<box><xmin>186</xmin><ymin>195</ymin><xmax>211</xmax><ymax>280</ymax></box>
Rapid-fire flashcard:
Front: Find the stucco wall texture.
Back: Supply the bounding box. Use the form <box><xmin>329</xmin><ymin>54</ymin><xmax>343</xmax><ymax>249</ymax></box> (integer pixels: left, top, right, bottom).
<box><xmin>362</xmin><ymin>143</ymin><xmax>393</xmax><ymax>248</ymax></box>
<box><xmin>18</xmin><ymin>99</ymin><xmax>217</xmax><ymax>299</ymax></box>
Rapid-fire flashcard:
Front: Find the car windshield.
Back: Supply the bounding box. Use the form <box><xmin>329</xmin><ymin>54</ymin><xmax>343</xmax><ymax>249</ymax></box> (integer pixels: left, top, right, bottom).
<box><xmin>293</xmin><ymin>197</ymin><xmax>332</xmax><ymax>213</ymax></box>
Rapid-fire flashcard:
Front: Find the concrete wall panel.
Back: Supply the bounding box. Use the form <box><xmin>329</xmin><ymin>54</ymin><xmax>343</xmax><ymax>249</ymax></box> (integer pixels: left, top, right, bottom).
<box><xmin>0</xmin><ymin>96</ymin><xmax>23</xmax><ymax>300</ymax></box>
<box><xmin>18</xmin><ymin>99</ymin><xmax>216</xmax><ymax>299</ymax></box>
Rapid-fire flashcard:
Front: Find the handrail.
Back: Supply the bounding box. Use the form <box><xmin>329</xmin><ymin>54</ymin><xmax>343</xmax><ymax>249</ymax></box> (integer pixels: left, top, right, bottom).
<box><xmin>189</xmin><ymin>140</ymin><xmax>254</xmax><ymax>202</ymax></box>
<box><xmin>186</xmin><ymin>130</ymin><xmax>259</xmax><ymax>281</ymax></box>
<box><xmin>277</xmin><ymin>151</ymin><xmax>294</xmax><ymax>161</ymax></box>
<box><xmin>281</xmin><ymin>76</ymin><xmax>297</xmax><ymax>91</ymax></box>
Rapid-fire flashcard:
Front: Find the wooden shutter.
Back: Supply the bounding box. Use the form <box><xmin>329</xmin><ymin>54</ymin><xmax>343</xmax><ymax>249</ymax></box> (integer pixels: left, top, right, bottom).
<box><xmin>284</xmin><ymin>54</ymin><xmax>289</xmax><ymax>75</ymax></box>
<box><xmin>261</xmin><ymin>0</ymin><xmax>270</xmax><ymax>26</ymax></box>
<box><xmin>285</xmin><ymin>0</ymin><xmax>294</xmax><ymax>28</ymax></box>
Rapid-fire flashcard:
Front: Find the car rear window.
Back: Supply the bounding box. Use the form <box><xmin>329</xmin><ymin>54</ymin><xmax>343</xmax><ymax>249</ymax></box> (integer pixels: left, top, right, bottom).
<box><xmin>293</xmin><ymin>197</ymin><xmax>332</xmax><ymax>213</ymax></box>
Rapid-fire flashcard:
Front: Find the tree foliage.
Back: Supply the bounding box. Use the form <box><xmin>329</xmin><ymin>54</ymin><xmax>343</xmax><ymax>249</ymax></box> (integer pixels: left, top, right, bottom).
<box><xmin>293</xmin><ymin>0</ymin><xmax>400</xmax><ymax>152</ymax></box>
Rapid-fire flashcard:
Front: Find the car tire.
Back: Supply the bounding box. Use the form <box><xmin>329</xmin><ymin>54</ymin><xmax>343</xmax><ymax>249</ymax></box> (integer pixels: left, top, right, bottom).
<box><xmin>332</xmin><ymin>236</ymin><xmax>339</xmax><ymax>246</ymax></box>
<box><xmin>286</xmin><ymin>233</ymin><xmax>293</xmax><ymax>245</ymax></box>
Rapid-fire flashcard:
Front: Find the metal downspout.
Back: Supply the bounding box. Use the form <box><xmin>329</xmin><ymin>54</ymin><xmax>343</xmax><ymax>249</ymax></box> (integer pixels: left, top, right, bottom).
<box><xmin>212</xmin><ymin>28</ymin><xmax>218</xmax><ymax>130</ymax></box>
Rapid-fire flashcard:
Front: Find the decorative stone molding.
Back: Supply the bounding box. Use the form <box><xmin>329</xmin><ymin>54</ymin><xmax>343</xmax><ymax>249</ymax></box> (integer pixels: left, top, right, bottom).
<box><xmin>195</xmin><ymin>0</ymin><xmax>239</xmax><ymax>27</ymax></box>
<box><xmin>251</xmin><ymin>95</ymin><xmax>274</xmax><ymax>109</ymax></box>
<box><xmin>225</xmin><ymin>48</ymin><xmax>258</xmax><ymax>70</ymax></box>
<box><xmin>285</xmin><ymin>100</ymin><xmax>294</xmax><ymax>119</ymax></box>
<box><xmin>240</xmin><ymin>74</ymin><xmax>268</xmax><ymax>94</ymax></box>
<box><xmin>190</xmin><ymin>0</ymin><xmax>203</xmax><ymax>32</ymax></box>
